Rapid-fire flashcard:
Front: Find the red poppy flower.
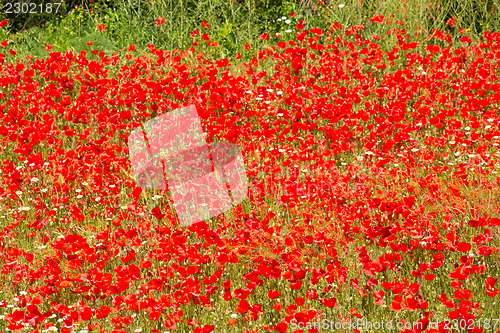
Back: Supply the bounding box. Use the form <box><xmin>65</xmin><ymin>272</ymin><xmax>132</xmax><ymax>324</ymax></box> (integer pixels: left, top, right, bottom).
<box><xmin>460</xmin><ymin>36</ymin><xmax>471</xmax><ymax>44</ymax></box>
<box><xmin>156</xmin><ymin>17</ymin><xmax>166</xmax><ymax>26</ymax></box>
<box><xmin>268</xmin><ymin>290</ymin><xmax>280</xmax><ymax>299</ymax></box>
<box><xmin>369</xmin><ymin>15</ymin><xmax>384</xmax><ymax>23</ymax></box>
<box><xmin>237</xmin><ymin>299</ymin><xmax>250</xmax><ymax>313</ymax></box>
<box><xmin>96</xmin><ymin>24</ymin><xmax>107</xmax><ymax>32</ymax></box>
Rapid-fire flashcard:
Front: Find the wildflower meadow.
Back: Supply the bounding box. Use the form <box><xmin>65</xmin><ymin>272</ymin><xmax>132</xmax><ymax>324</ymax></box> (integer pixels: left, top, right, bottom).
<box><xmin>0</xmin><ymin>0</ymin><xmax>500</xmax><ymax>332</ymax></box>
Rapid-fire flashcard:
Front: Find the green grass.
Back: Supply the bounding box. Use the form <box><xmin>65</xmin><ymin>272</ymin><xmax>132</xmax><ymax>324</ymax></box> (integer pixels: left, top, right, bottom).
<box><xmin>0</xmin><ymin>0</ymin><xmax>499</xmax><ymax>65</ymax></box>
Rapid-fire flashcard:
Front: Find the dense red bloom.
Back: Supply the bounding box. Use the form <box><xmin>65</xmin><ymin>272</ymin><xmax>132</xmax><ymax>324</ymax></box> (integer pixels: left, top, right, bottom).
<box><xmin>0</xmin><ymin>16</ymin><xmax>498</xmax><ymax>332</ymax></box>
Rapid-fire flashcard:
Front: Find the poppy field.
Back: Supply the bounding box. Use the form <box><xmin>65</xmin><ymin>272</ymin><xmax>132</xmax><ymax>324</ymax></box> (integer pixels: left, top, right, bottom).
<box><xmin>1</xmin><ymin>2</ymin><xmax>500</xmax><ymax>332</ymax></box>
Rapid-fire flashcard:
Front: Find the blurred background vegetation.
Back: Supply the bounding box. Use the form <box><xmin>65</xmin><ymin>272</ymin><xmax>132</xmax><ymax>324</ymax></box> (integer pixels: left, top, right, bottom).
<box><xmin>0</xmin><ymin>0</ymin><xmax>498</xmax><ymax>64</ymax></box>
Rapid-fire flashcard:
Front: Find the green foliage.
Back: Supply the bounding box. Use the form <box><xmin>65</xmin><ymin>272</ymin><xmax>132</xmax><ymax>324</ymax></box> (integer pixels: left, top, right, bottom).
<box><xmin>0</xmin><ymin>0</ymin><xmax>94</xmax><ymax>33</ymax></box>
<box><xmin>1</xmin><ymin>0</ymin><xmax>500</xmax><ymax>65</ymax></box>
<box><xmin>6</xmin><ymin>3</ymin><xmax>116</xmax><ymax>60</ymax></box>
<box><xmin>440</xmin><ymin>0</ymin><xmax>499</xmax><ymax>35</ymax></box>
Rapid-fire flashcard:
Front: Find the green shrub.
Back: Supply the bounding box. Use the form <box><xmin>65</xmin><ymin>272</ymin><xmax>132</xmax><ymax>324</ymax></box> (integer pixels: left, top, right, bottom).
<box><xmin>0</xmin><ymin>0</ymin><xmax>101</xmax><ymax>33</ymax></box>
<box><xmin>2</xmin><ymin>0</ymin><xmax>500</xmax><ymax>65</ymax></box>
